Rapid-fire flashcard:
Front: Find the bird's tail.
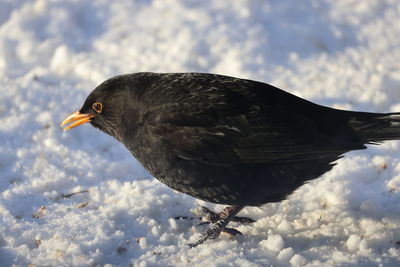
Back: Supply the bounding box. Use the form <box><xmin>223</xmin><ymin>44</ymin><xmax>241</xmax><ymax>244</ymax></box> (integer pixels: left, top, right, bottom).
<box><xmin>348</xmin><ymin>112</ymin><xmax>400</xmax><ymax>143</ymax></box>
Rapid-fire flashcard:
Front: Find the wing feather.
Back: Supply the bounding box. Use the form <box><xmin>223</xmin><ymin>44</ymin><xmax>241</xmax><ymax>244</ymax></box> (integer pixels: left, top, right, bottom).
<box><xmin>144</xmin><ymin>74</ymin><xmax>363</xmax><ymax>166</ymax></box>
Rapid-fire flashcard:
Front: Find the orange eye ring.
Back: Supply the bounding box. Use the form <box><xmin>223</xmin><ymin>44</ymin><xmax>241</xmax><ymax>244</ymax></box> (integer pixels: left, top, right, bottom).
<box><xmin>92</xmin><ymin>102</ymin><xmax>103</xmax><ymax>113</ymax></box>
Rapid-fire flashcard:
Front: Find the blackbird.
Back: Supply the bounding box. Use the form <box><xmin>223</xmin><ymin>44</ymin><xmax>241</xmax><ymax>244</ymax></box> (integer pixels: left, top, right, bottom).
<box><xmin>61</xmin><ymin>72</ymin><xmax>400</xmax><ymax>247</ymax></box>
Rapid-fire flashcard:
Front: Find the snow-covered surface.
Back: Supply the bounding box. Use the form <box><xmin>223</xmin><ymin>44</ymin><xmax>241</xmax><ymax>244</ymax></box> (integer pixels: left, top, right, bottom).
<box><xmin>1</xmin><ymin>0</ymin><xmax>400</xmax><ymax>266</ymax></box>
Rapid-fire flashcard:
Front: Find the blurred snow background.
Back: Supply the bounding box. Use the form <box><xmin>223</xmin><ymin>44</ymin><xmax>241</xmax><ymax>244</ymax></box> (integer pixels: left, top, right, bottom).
<box><xmin>1</xmin><ymin>0</ymin><xmax>400</xmax><ymax>266</ymax></box>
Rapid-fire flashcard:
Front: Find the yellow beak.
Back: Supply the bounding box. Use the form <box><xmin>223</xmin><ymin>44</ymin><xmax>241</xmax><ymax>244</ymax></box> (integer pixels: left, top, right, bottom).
<box><xmin>60</xmin><ymin>111</ymin><xmax>95</xmax><ymax>131</ymax></box>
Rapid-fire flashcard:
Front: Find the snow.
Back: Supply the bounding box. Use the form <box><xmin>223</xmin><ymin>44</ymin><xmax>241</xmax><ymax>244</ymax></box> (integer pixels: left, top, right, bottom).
<box><xmin>259</xmin><ymin>234</ymin><xmax>285</xmax><ymax>252</ymax></box>
<box><xmin>1</xmin><ymin>0</ymin><xmax>400</xmax><ymax>266</ymax></box>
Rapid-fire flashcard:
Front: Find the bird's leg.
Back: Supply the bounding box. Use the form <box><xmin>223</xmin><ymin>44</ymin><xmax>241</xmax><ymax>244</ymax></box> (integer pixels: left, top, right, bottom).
<box><xmin>200</xmin><ymin>206</ymin><xmax>255</xmax><ymax>224</ymax></box>
<box><xmin>174</xmin><ymin>205</ymin><xmax>255</xmax><ymax>224</ymax></box>
<box><xmin>189</xmin><ymin>205</ymin><xmax>246</xmax><ymax>248</ymax></box>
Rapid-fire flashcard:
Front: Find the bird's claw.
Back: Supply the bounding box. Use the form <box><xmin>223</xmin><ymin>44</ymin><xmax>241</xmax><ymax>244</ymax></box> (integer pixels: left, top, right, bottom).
<box><xmin>222</xmin><ymin>227</ymin><xmax>243</xmax><ymax>236</ymax></box>
<box><xmin>189</xmin><ymin>221</ymin><xmax>223</xmax><ymax>248</ymax></box>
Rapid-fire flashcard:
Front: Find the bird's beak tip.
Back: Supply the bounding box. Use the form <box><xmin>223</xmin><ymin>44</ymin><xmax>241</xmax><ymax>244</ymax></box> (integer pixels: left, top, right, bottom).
<box><xmin>60</xmin><ymin>111</ymin><xmax>94</xmax><ymax>131</ymax></box>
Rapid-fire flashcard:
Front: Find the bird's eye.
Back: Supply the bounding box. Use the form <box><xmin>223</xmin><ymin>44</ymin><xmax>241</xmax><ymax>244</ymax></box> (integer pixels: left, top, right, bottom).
<box><xmin>92</xmin><ymin>102</ymin><xmax>103</xmax><ymax>113</ymax></box>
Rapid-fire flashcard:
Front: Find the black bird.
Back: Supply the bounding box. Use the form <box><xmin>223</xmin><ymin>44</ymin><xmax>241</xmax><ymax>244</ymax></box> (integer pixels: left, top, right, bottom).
<box><xmin>61</xmin><ymin>72</ymin><xmax>400</xmax><ymax>247</ymax></box>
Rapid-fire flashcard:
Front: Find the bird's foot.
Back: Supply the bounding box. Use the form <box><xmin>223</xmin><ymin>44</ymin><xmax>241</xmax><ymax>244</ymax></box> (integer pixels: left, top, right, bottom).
<box><xmin>188</xmin><ymin>205</ymin><xmax>246</xmax><ymax>248</ymax></box>
<box><xmin>188</xmin><ymin>219</ymin><xmax>226</xmax><ymax>248</ymax></box>
<box><xmin>196</xmin><ymin>222</ymin><xmax>244</xmax><ymax>235</ymax></box>
<box><xmin>174</xmin><ymin>205</ymin><xmax>252</xmax><ymax>247</ymax></box>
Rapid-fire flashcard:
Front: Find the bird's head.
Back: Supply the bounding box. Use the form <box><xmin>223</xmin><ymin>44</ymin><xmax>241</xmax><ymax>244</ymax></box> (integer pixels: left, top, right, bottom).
<box><xmin>60</xmin><ymin>75</ymin><xmax>134</xmax><ymax>139</ymax></box>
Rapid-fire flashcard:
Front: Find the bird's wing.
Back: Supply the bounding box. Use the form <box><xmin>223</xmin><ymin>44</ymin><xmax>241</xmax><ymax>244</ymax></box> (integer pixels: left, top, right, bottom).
<box><xmin>148</xmin><ymin>83</ymin><xmax>361</xmax><ymax>166</ymax></box>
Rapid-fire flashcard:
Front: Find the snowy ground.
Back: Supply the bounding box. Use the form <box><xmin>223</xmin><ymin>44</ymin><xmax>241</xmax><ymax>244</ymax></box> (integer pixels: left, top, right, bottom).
<box><xmin>1</xmin><ymin>0</ymin><xmax>400</xmax><ymax>266</ymax></box>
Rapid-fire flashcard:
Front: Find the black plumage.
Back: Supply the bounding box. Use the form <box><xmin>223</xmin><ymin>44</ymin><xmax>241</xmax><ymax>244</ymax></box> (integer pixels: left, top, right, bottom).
<box><xmin>61</xmin><ymin>72</ymin><xmax>400</xmax><ymax>246</ymax></box>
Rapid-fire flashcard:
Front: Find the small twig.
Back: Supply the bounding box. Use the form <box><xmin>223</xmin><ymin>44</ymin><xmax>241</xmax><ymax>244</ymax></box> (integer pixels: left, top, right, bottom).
<box><xmin>76</xmin><ymin>202</ymin><xmax>88</xmax><ymax>209</ymax></box>
<box><xmin>62</xmin><ymin>190</ymin><xmax>89</xmax><ymax>198</ymax></box>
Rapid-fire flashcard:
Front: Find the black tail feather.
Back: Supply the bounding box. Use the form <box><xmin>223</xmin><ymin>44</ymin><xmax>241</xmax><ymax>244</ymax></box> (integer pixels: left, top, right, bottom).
<box><xmin>348</xmin><ymin>112</ymin><xmax>400</xmax><ymax>143</ymax></box>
